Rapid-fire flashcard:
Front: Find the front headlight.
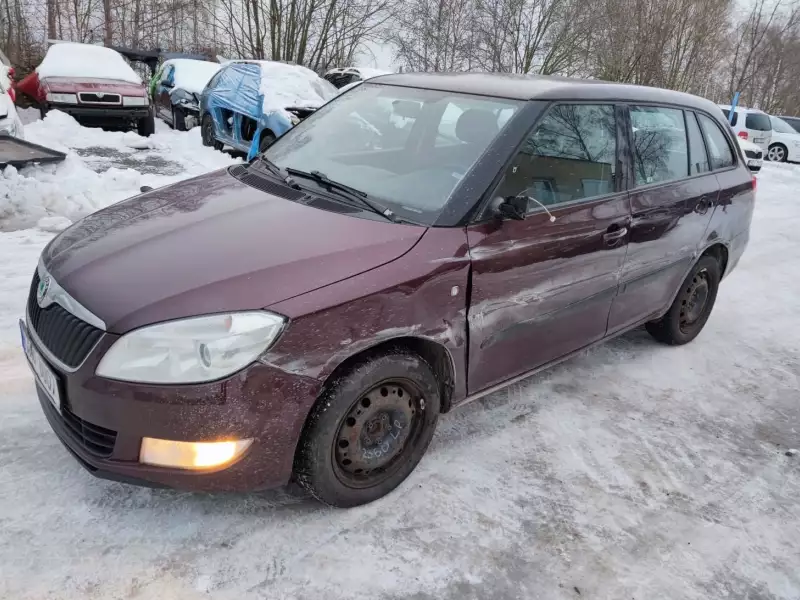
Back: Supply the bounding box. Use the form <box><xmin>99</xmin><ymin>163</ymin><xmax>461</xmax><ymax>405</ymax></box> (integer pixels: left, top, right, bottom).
<box><xmin>0</xmin><ymin>118</ymin><xmax>19</xmax><ymax>137</ymax></box>
<box><xmin>46</xmin><ymin>93</ymin><xmax>78</xmax><ymax>104</ymax></box>
<box><xmin>123</xmin><ymin>96</ymin><xmax>149</xmax><ymax>106</ymax></box>
<box><xmin>288</xmin><ymin>112</ymin><xmax>300</xmax><ymax>125</ymax></box>
<box><xmin>96</xmin><ymin>312</ymin><xmax>286</xmax><ymax>384</ymax></box>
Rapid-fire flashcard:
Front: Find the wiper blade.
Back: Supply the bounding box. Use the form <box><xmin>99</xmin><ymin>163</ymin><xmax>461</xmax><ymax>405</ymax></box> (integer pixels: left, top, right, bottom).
<box><xmin>253</xmin><ymin>157</ymin><xmax>301</xmax><ymax>190</ymax></box>
<box><xmin>285</xmin><ymin>168</ymin><xmax>399</xmax><ymax>223</ymax></box>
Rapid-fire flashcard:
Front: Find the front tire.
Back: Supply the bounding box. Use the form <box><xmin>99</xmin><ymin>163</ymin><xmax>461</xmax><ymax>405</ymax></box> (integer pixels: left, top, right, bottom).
<box><xmin>294</xmin><ymin>351</ymin><xmax>441</xmax><ymax>508</ymax></box>
<box><xmin>137</xmin><ymin>108</ymin><xmax>155</xmax><ymax>137</ymax></box>
<box><xmin>201</xmin><ymin>114</ymin><xmax>223</xmax><ymax>150</ymax></box>
<box><xmin>646</xmin><ymin>255</ymin><xmax>721</xmax><ymax>345</ymax></box>
<box><xmin>172</xmin><ymin>106</ymin><xmax>187</xmax><ymax>131</ymax></box>
<box><xmin>258</xmin><ymin>130</ymin><xmax>276</xmax><ymax>153</ymax></box>
<box><xmin>768</xmin><ymin>143</ymin><xmax>787</xmax><ymax>162</ymax></box>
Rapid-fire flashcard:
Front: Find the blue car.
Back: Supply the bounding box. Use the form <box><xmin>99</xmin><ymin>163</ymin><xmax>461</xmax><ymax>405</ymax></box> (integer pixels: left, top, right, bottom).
<box><xmin>199</xmin><ymin>60</ymin><xmax>337</xmax><ymax>159</ymax></box>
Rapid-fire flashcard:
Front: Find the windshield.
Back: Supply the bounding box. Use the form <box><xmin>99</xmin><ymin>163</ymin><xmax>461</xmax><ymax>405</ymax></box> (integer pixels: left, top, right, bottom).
<box><xmin>771</xmin><ymin>116</ymin><xmax>799</xmax><ymax>134</ymax></box>
<box><xmin>264</xmin><ymin>83</ymin><xmax>523</xmax><ymax>224</ymax></box>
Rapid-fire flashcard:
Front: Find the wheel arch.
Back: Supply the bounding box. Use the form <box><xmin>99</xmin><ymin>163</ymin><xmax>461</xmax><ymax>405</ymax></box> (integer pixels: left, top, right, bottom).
<box><xmin>700</xmin><ymin>242</ymin><xmax>729</xmax><ymax>278</ymax></box>
<box><xmin>320</xmin><ymin>336</ymin><xmax>457</xmax><ymax>414</ymax></box>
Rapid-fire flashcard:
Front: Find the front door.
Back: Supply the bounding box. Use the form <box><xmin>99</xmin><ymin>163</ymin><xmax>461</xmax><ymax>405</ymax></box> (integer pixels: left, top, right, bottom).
<box><xmin>466</xmin><ymin>103</ymin><xmax>631</xmax><ymax>394</ymax></box>
<box><xmin>156</xmin><ymin>65</ymin><xmax>174</xmax><ymax>121</ymax></box>
<box><xmin>607</xmin><ymin>106</ymin><xmax>720</xmax><ymax>333</ymax></box>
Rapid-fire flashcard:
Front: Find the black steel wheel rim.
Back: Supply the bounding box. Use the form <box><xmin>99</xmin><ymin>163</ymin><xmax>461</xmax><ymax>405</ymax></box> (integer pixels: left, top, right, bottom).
<box><xmin>332</xmin><ymin>379</ymin><xmax>426</xmax><ymax>489</ymax></box>
<box><xmin>679</xmin><ymin>268</ymin><xmax>710</xmax><ymax>332</ymax></box>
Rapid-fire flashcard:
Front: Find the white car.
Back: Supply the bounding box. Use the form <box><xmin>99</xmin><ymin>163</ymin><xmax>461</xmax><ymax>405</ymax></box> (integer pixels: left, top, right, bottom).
<box><xmin>324</xmin><ymin>67</ymin><xmax>391</xmax><ymax>89</ymax></box>
<box><xmin>766</xmin><ymin>115</ymin><xmax>800</xmax><ymax>162</ymax></box>
<box><xmin>719</xmin><ymin>104</ymin><xmax>772</xmax><ymax>152</ymax></box>
<box><xmin>0</xmin><ymin>78</ymin><xmax>23</xmax><ymax>139</ymax></box>
<box><xmin>737</xmin><ymin>137</ymin><xmax>763</xmax><ymax>173</ymax></box>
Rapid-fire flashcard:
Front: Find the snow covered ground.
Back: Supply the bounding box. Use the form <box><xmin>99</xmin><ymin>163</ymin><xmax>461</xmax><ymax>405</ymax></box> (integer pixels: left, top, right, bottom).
<box><xmin>0</xmin><ymin>116</ymin><xmax>798</xmax><ymax>599</ymax></box>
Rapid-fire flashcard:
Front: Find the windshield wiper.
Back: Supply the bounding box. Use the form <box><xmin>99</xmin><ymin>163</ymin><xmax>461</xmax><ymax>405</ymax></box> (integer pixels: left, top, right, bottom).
<box><xmin>253</xmin><ymin>157</ymin><xmax>301</xmax><ymax>190</ymax></box>
<box><xmin>285</xmin><ymin>168</ymin><xmax>399</xmax><ymax>223</ymax></box>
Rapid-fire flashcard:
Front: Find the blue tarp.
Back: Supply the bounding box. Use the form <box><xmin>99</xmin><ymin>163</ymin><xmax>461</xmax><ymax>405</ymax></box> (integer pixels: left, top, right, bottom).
<box><xmin>200</xmin><ymin>62</ymin><xmax>293</xmax><ymax>159</ymax></box>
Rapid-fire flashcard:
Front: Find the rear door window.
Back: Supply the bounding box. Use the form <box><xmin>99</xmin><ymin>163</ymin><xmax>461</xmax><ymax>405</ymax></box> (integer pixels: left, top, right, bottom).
<box><xmin>686</xmin><ymin>111</ymin><xmax>710</xmax><ymax>175</ymax></box>
<box><xmin>630</xmin><ymin>106</ymin><xmax>688</xmax><ymax>186</ymax></box>
<box><xmin>745</xmin><ymin>112</ymin><xmax>771</xmax><ymax>131</ymax></box>
<box><xmin>698</xmin><ymin>114</ymin><xmax>735</xmax><ymax>170</ymax></box>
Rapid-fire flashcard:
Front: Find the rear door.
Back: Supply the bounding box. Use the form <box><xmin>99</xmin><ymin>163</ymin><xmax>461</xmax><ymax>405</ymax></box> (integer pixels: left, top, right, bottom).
<box><xmin>607</xmin><ymin>105</ymin><xmax>720</xmax><ymax>333</ymax></box>
<box><xmin>466</xmin><ymin>103</ymin><xmax>631</xmax><ymax>393</ymax></box>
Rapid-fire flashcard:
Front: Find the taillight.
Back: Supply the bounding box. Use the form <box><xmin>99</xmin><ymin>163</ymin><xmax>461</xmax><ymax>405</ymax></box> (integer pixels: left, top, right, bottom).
<box><xmin>752</xmin><ymin>175</ymin><xmax>757</xmax><ymax>193</ymax></box>
<box><xmin>7</xmin><ymin>67</ymin><xmax>14</xmax><ymax>78</ymax></box>
<box><xmin>738</xmin><ymin>131</ymin><xmax>749</xmax><ymax>140</ymax></box>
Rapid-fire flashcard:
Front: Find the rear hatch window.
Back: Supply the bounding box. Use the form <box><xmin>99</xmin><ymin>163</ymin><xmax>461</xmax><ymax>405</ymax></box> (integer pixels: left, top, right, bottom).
<box><xmin>745</xmin><ymin>112</ymin><xmax>771</xmax><ymax>131</ymax></box>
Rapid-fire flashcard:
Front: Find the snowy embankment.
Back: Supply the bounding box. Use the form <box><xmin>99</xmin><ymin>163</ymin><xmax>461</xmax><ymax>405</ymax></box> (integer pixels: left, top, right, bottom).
<box><xmin>0</xmin><ymin>110</ymin><xmax>237</xmax><ymax>231</ymax></box>
<box><xmin>0</xmin><ymin>116</ymin><xmax>798</xmax><ymax>599</ymax></box>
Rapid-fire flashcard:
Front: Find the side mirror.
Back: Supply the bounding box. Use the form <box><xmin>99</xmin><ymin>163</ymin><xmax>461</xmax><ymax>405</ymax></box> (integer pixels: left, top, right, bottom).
<box><xmin>140</xmin><ymin>185</ymin><xmax>153</xmax><ymax>193</ymax></box>
<box><xmin>491</xmin><ymin>196</ymin><xmax>526</xmax><ymax>221</ymax></box>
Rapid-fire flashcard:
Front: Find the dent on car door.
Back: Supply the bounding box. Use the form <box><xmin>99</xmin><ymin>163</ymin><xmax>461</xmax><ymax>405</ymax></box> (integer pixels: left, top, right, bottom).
<box><xmin>607</xmin><ymin>106</ymin><xmax>721</xmax><ymax>334</ymax></box>
<box><xmin>466</xmin><ymin>103</ymin><xmax>631</xmax><ymax>394</ymax></box>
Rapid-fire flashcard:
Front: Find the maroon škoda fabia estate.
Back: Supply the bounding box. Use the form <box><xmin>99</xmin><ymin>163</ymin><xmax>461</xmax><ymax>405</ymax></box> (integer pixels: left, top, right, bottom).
<box><xmin>21</xmin><ymin>74</ymin><xmax>754</xmax><ymax>507</ymax></box>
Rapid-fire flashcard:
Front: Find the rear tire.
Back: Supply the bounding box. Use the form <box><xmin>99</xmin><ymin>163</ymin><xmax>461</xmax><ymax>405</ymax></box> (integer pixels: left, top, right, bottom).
<box><xmin>137</xmin><ymin>108</ymin><xmax>155</xmax><ymax>137</ymax></box>
<box><xmin>294</xmin><ymin>351</ymin><xmax>440</xmax><ymax>508</ymax></box>
<box><xmin>201</xmin><ymin>114</ymin><xmax>223</xmax><ymax>150</ymax></box>
<box><xmin>646</xmin><ymin>255</ymin><xmax>720</xmax><ymax>345</ymax></box>
<box><xmin>172</xmin><ymin>106</ymin><xmax>187</xmax><ymax>131</ymax></box>
<box><xmin>767</xmin><ymin>143</ymin><xmax>787</xmax><ymax>162</ymax></box>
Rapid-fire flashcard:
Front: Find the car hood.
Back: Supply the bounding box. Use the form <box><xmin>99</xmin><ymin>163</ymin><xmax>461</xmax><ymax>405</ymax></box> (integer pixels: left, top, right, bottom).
<box><xmin>43</xmin><ymin>77</ymin><xmax>146</xmax><ymax>95</ymax></box>
<box><xmin>42</xmin><ymin>169</ymin><xmax>425</xmax><ymax>333</ymax></box>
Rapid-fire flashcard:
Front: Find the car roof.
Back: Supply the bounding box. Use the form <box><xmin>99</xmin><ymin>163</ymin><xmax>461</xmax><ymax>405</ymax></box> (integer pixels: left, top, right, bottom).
<box><xmin>371</xmin><ymin>72</ymin><xmax>721</xmax><ymax>112</ymax></box>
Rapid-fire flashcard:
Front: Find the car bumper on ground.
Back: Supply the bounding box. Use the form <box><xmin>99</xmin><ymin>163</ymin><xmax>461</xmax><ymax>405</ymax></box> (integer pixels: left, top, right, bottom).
<box><xmin>24</xmin><ymin>320</ymin><xmax>319</xmax><ymax>492</ymax></box>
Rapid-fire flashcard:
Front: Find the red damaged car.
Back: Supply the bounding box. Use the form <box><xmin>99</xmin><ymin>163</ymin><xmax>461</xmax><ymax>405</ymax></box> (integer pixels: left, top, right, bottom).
<box><xmin>21</xmin><ymin>74</ymin><xmax>754</xmax><ymax>507</ymax></box>
<box><xmin>17</xmin><ymin>42</ymin><xmax>154</xmax><ymax>136</ymax></box>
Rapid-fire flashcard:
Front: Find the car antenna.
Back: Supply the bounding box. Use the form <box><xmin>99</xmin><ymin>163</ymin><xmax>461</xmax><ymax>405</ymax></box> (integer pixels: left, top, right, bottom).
<box><xmin>527</xmin><ymin>195</ymin><xmax>556</xmax><ymax>222</ymax></box>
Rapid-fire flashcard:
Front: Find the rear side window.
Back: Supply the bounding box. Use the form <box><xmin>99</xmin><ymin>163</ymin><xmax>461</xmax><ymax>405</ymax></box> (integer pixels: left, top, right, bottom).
<box><xmin>630</xmin><ymin>106</ymin><xmax>688</xmax><ymax>186</ymax></box>
<box><xmin>686</xmin><ymin>111</ymin><xmax>709</xmax><ymax>175</ymax></box>
<box><xmin>722</xmin><ymin>109</ymin><xmax>738</xmax><ymax>127</ymax></box>
<box><xmin>495</xmin><ymin>103</ymin><xmax>617</xmax><ymax>208</ymax></box>
<box><xmin>745</xmin><ymin>112</ymin><xmax>771</xmax><ymax>131</ymax></box>
<box><xmin>698</xmin><ymin>114</ymin><xmax>735</xmax><ymax>170</ymax></box>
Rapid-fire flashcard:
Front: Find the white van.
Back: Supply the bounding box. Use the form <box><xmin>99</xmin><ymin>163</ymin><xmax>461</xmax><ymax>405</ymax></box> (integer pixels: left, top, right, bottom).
<box><xmin>719</xmin><ymin>105</ymin><xmax>772</xmax><ymax>152</ymax></box>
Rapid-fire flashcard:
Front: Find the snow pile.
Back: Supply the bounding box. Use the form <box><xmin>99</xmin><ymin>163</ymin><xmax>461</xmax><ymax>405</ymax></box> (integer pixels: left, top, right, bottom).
<box><xmin>36</xmin><ymin>43</ymin><xmax>142</xmax><ymax>84</ymax></box>
<box><xmin>256</xmin><ymin>61</ymin><xmax>338</xmax><ymax>114</ymax></box>
<box><xmin>0</xmin><ymin>110</ymin><xmax>237</xmax><ymax>230</ymax></box>
<box><xmin>166</xmin><ymin>59</ymin><xmax>221</xmax><ymax>95</ymax></box>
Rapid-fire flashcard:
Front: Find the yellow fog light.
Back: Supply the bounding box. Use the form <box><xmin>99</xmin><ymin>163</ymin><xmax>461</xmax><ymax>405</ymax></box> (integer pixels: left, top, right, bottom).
<box><xmin>140</xmin><ymin>437</ymin><xmax>253</xmax><ymax>469</ymax></box>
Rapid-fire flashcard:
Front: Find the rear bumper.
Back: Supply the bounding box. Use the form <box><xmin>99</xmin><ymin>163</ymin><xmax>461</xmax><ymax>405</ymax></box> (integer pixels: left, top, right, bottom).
<box><xmin>50</xmin><ymin>104</ymin><xmax>149</xmax><ymax>120</ymax></box>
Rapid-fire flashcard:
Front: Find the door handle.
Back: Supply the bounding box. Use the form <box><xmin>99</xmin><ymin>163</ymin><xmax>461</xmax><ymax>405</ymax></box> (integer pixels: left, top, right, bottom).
<box><xmin>603</xmin><ymin>226</ymin><xmax>628</xmax><ymax>244</ymax></box>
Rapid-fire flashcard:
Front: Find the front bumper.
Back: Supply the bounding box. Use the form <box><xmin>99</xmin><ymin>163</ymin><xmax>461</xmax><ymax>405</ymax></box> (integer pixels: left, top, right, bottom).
<box><xmin>28</xmin><ymin>329</ymin><xmax>321</xmax><ymax>492</ymax></box>
<box><xmin>49</xmin><ymin>103</ymin><xmax>150</xmax><ymax>121</ymax></box>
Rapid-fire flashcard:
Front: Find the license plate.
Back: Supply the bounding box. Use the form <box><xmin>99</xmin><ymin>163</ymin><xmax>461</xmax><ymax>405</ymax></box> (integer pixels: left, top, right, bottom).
<box><xmin>748</xmin><ymin>159</ymin><xmax>763</xmax><ymax>167</ymax></box>
<box><xmin>753</xmin><ymin>137</ymin><xmax>766</xmax><ymax>143</ymax></box>
<box><xmin>20</xmin><ymin>320</ymin><xmax>61</xmax><ymax>413</ymax></box>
